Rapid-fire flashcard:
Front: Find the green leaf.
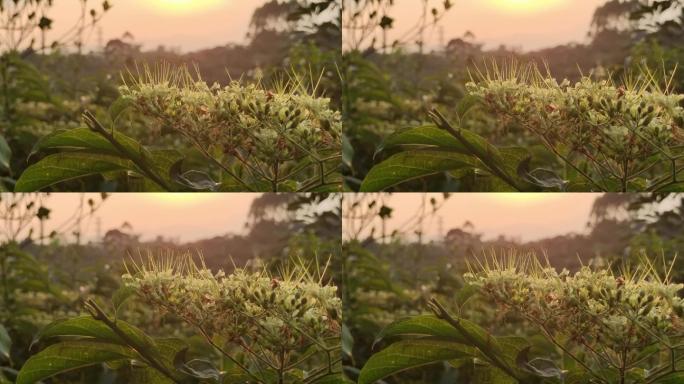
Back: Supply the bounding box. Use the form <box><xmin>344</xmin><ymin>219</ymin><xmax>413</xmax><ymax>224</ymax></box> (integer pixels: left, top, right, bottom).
<box><xmin>427</xmin><ymin>304</ymin><xmax>522</xmax><ymax>380</ymax></box>
<box><xmin>33</xmin><ymin>316</ymin><xmax>156</xmax><ymax>352</ymax></box>
<box><xmin>358</xmin><ymin>339</ymin><xmax>473</xmax><ymax>384</ymax></box>
<box><xmin>458</xmin><ymin>129</ymin><xmax>506</xmax><ymax>165</ymax></box>
<box><xmin>0</xmin><ymin>325</ymin><xmax>10</xmax><ymax>362</ymax></box>
<box><xmin>112</xmin><ymin>286</ymin><xmax>136</xmax><ymax>315</ymax></box>
<box><xmin>374</xmin><ymin>315</ymin><xmax>466</xmax><ymax>346</ymax></box>
<box><xmin>31</xmin><ymin>127</ymin><xmax>146</xmax><ymax>160</ymax></box>
<box><xmin>455</xmin><ymin>94</ymin><xmax>480</xmax><ymax>121</ymax></box>
<box><xmin>377</xmin><ymin>125</ymin><xmax>466</xmax><ymax>154</ymax></box>
<box><xmin>16</xmin><ymin>341</ymin><xmax>135</xmax><ymax>384</ymax></box>
<box><xmin>154</xmin><ymin>338</ymin><xmax>188</xmax><ymax>372</ymax></box>
<box><xmin>447</xmin><ymin>317</ymin><xmax>508</xmax><ymax>364</ymax></box>
<box><xmin>360</xmin><ymin>150</ymin><xmax>476</xmax><ymax>191</ymax></box>
<box><xmin>15</xmin><ymin>153</ymin><xmax>133</xmax><ymax>191</ymax></box>
<box><xmin>108</xmin><ymin>97</ymin><xmax>133</xmax><ymax>124</ymax></box>
<box><xmin>0</xmin><ymin>136</ymin><xmax>11</xmax><ymax>172</ymax></box>
<box><xmin>149</xmin><ymin>149</ymin><xmax>185</xmax><ymax>189</ymax></box>
<box><xmin>454</xmin><ymin>284</ymin><xmax>478</xmax><ymax>309</ymax></box>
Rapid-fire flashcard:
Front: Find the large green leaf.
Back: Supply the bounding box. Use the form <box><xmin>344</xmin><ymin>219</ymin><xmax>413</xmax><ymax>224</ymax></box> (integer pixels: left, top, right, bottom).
<box><xmin>0</xmin><ymin>325</ymin><xmax>10</xmax><ymax>361</ymax></box>
<box><xmin>34</xmin><ymin>316</ymin><xmax>157</xmax><ymax>353</ymax></box>
<box><xmin>374</xmin><ymin>315</ymin><xmax>466</xmax><ymax>346</ymax></box>
<box><xmin>360</xmin><ymin>150</ymin><xmax>476</xmax><ymax>191</ymax></box>
<box><xmin>427</xmin><ymin>302</ymin><xmax>523</xmax><ymax>380</ymax></box>
<box><xmin>358</xmin><ymin>339</ymin><xmax>473</xmax><ymax>384</ymax></box>
<box><xmin>446</xmin><ymin>317</ymin><xmax>508</xmax><ymax>365</ymax></box>
<box><xmin>15</xmin><ymin>153</ymin><xmax>133</xmax><ymax>191</ymax></box>
<box><xmin>148</xmin><ymin>149</ymin><xmax>184</xmax><ymax>183</ymax></box>
<box><xmin>377</xmin><ymin>125</ymin><xmax>466</xmax><ymax>153</ymax></box>
<box><xmin>31</xmin><ymin>127</ymin><xmax>146</xmax><ymax>160</ymax></box>
<box><xmin>16</xmin><ymin>341</ymin><xmax>136</xmax><ymax>384</ymax></box>
<box><xmin>108</xmin><ymin>97</ymin><xmax>133</xmax><ymax>124</ymax></box>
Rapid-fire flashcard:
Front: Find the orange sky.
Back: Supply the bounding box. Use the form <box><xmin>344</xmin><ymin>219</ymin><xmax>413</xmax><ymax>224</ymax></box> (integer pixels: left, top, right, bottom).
<box><xmin>343</xmin><ymin>193</ymin><xmax>601</xmax><ymax>242</ymax></box>
<box><xmin>346</xmin><ymin>0</ymin><xmax>609</xmax><ymax>51</ymax></box>
<box><xmin>32</xmin><ymin>193</ymin><xmax>259</xmax><ymax>242</ymax></box>
<box><xmin>46</xmin><ymin>0</ymin><xmax>267</xmax><ymax>52</ymax></box>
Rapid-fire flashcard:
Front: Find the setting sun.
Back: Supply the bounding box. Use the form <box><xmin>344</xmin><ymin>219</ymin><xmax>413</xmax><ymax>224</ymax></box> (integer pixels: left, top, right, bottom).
<box><xmin>488</xmin><ymin>193</ymin><xmax>562</xmax><ymax>205</ymax></box>
<box><xmin>148</xmin><ymin>0</ymin><xmax>224</xmax><ymax>14</ymax></box>
<box><xmin>143</xmin><ymin>193</ymin><xmax>222</xmax><ymax>205</ymax></box>
<box><xmin>487</xmin><ymin>0</ymin><xmax>567</xmax><ymax>14</ymax></box>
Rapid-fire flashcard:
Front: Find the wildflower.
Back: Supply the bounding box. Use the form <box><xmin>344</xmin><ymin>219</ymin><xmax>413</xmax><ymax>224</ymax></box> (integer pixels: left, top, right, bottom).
<box><xmin>121</xmin><ymin>254</ymin><xmax>341</xmax><ymax>353</ymax></box>
<box><xmin>464</xmin><ymin>252</ymin><xmax>684</xmax><ymax>362</ymax></box>
<box><xmin>466</xmin><ymin>62</ymin><xmax>684</xmax><ymax>186</ymax></box>
<box><xmin>118</xmin><ymin>66</ymin><xmax>342</xmax><ymax>167</ymax></box>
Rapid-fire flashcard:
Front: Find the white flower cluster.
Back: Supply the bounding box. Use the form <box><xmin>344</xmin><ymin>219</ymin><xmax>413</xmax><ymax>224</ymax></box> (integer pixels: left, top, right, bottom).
<box><xmin>121</xmin><ymin>259</ymin><xmax>341</xmax><ymax>352</ymax></box>
<box><xmin>466</xmin><ymin>74</ymin><xmax>684</xmax><ymax>171</ymax></box>
<box><xmin>119</xmin><ymin>75</ymin><xmax>341</xmax><ymax>165</ymax></box>
<box><xmin>464</xmin><ymin>260</ymin><xmax>684</xmax><ymax>355</ymax></box>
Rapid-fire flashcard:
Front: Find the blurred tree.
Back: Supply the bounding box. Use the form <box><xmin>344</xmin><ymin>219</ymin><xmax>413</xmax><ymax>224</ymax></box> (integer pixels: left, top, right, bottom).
<box><xmin>0</xmin><ymin>0</ymin><xmax>111</xmax><ymax>53</ymax></box>
<box><xmin>249</xmin><ymin>0</ymin><xmax>300</xmax><ymax>37</ymax></box>
<box><xmin>590</xmin><ymin>0</ymin><xmax>643</xmax><ymax>36</ymax></box>
<box><xmin>342</xmin><ymin>0</ymin><xmax>453</xmax><ymax>52</ymax></box>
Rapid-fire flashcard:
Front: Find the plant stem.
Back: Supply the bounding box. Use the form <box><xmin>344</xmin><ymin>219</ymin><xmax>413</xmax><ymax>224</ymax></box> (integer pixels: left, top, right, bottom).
<box><xmin>428</xmin><ymin>298</ymin><xmax>523</xmax><ymax>381</ymax></box>
<box><xmin>84</xmin><ymin>299</ymin><xmax>183</xmax><ymax>384</ymax></box>
<box><xmin>429</xmin><ymin>109</ymin><xmax>526</xmax><ymax>191</ymax></box>
<box><xmin>196</xmin><ymin>326</ymin><xmax>264</xmax><ymax>383</ymax></box>
<box><xmin>83</xmin><ymin>111</ymin><xmax>174</xmax><ymax>191</ymax></box>
<box><xmin>272</xmin><ymin>161</ymin><xmax>280</xmax><ymax>192</ymax></box>
<box><xmin>536</xmin><ymin>135</ymin><xmax>604</xmax><ymax>191</ymax></box>
<box><xmin>193</xmin><ymin>144</ymin><xmax>255</xmax><ymax>191</ymax></box>
<box><xmin>278</xmin><ymin>348</ymin><xmax>285</xmax><ymax>384</ymax></box>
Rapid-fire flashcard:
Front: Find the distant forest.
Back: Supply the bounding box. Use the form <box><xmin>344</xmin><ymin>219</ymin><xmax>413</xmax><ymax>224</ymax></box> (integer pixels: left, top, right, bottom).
<box><xmin>20</xmin><ymin>193</ymin><xmax>340</xmax><ymax>280</ymax></box>
<box><xmin>23</xmin><ymin>0</ymin><xmax>340</xmax><ymax>88</ymax></box>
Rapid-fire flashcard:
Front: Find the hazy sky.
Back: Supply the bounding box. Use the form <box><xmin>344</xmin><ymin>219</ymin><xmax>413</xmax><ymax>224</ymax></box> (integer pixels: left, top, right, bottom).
<box><xmin>358</xmin><ymin>0</ymin><xmax>608</xmax><ymax>51</ymax></box>
<box><xmin>343</xmin><ymin>193</ymin><xmax>600</xmax><ymax>242</ymax></box>
<box><xmin>31</xmin><ymin>193</ymin><xmax>259</xmax><ymax>243</ymax></box>
<box><xmin>46</xmin><ymin>0</ymin><xmax>269</xmax><ymax>52</ymax></box>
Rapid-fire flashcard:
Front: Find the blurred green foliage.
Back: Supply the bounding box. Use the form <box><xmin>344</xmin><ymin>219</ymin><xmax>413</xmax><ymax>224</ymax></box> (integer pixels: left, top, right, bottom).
<box><xmin>342</xmin><ymin>193</ymin><xmax>684</xmax><ymax>383</ymax></box>
<box><xmin>343</xmin><ymin>0</ymin><xmax>684</xmax><ymax>192</ymax></box>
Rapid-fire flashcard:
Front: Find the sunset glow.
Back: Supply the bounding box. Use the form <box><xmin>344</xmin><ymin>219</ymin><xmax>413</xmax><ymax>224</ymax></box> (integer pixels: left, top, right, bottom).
<box><xmin>146</xmin><ymin>193</ymin><xmax>222</xmax><ymax>205</ymax></box>
<box><xmin>487</xmin><ymin>0</ymin><xmax>567</xmax><ymax>14</ymax></box>
<box><xmin>347</xmin><ymin>193</ymin><xmax>600</xmax><ymax>242</ymax></box>
<box><xmin>148</xmin><ymin>0</ymin><xmax>224</xmax><ymax>14</ymax></box>
<box><xmin>490</xmin><ymin>193</ymin><xmax>562</xmax><ymax>205</ymax></box>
